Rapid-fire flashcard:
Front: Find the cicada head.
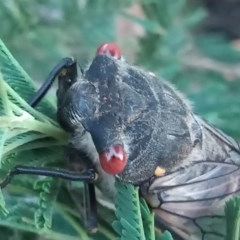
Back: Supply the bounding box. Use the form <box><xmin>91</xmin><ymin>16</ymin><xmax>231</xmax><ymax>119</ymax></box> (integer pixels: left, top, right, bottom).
<box><xmin>57</xmin><ymin>43</ymin><xmax>194</xmax><ymax>184</ymax></box>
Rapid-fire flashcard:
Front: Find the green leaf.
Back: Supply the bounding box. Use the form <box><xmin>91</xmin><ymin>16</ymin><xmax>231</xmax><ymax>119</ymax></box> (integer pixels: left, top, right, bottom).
<box><xmin>156</xmin><ymin>231</ymin><xmax>174</xmax><ymax>240</ymax></box>
<box><xmin>225</xmin><ymin>197</ymin><xmax>240</xmax><ymax>240</ymax></box>
<box><xmin>113</xmin><ymin>180</ymin><xmax>166</xmax><ymax>240</ymax></box>
<box><xmin>140</xmin><ymin>198</ymin><xmax>155</xmax><ymax>240</ymax></box>
<box><xmin>196</xmin><ymin>35</ymin><xmax>240</xmax><ymax>63</ymax></box>
<box><xmin>0</xmin><ymin>38</ymin><xmax>55</xmax><ymax>119</ymax></box>
<box><xmin>113</xmin><ymin>180</ymin><xmax>146</xmax><ymax>240</ymax></box>
<box><xmin>34</xmin><ymin>178</ymin><xmax>60</xmax><ymax>229</ymax></box>
<box><xmin>0</xmin><ymin>38</ymin><xmax>83</xmax><ymax>239</ymax></box>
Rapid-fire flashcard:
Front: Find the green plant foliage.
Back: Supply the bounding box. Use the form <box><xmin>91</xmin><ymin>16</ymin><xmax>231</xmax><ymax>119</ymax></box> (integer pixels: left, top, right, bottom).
<box><xmin>138</xmin><ymin>0</ymin><xmax>206</xmax><ymax>79</ymax></box>
<box><xmin>0</xmin><ymin>0</ymin><xmax>133</xmax><ymax>81</ymax></box>
<box><xmin>225</xmin><ymin>198</ymin><xmax>240</xmax><ymax>240</ymax></box>
<box><xmin>1</xmin><ymin>0</ymin><xmax>240</xmax><ymax>239</ymax></box>
<box><xmin>196</xmin><ymin>35</ymin><xmax>240</xmax><ymax>63</ymax></box>
<box><xmin>0</xmin><ymin>38</ymin><xmax>78</xmax><ymax>239</ymax></box>
<box><xmin>140</xmin><ymin>198</ymin><xmax>155</xmax><ymax>240</ymax></box>
<box><xmin>156</xmin><ymin>231</ymin><xmax>174</xmax><ymax>240</ymax></box>
<box><xmin>113</xmin><ymin>180</ymin><xmax>153</xmax><ymax>240</ymax></box>
<box><xmin>138</xmin><ymin>0</ymin><xmax>240</xmax><ymax>141</ymax></box>
<box><xmin>113</xmin><ymin>180</ymin><xmax>173</xmax><ymax>240</ymax></box>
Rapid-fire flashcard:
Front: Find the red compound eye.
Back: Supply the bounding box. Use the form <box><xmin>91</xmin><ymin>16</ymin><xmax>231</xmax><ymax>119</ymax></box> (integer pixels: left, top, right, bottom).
<box><xmin>96</xmin><ymin>42</ymin><xmax>121</xmax><ymax>58</ymax></box>
<box><xmin>99</xmin><ymin>144</ymin><xmax>127</xmax><ymax>174</ymax></box>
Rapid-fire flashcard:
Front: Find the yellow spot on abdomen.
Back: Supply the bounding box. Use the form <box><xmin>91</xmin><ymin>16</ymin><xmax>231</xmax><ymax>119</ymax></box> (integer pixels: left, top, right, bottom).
<box><xmin>154</xmin><ymin>166</ymin><xmax>166</xmax><ymax>177</ymax></box>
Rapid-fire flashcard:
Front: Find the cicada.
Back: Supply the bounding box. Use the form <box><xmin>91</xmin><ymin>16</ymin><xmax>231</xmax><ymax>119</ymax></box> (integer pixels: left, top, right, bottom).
<box><xmin>1</xmin><ymin>43</ymin><xmax>240</xmax><ymax>240</ymax></box>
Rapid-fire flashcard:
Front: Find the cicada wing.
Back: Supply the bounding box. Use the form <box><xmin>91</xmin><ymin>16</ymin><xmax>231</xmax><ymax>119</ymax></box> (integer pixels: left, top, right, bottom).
<box><xmin>196</xmin><ymin>117</ymin><xmax>240</xmax><ymax>153</ymax></box>
<box><xmin>147</xmin><ymin>161</ymin><xmax>240</xmax><ymax>240</ymax></box>
<box><xmin>154</xmin><ymin>208</ymin><xmax>226</xmax><ymax>240</ymax></box>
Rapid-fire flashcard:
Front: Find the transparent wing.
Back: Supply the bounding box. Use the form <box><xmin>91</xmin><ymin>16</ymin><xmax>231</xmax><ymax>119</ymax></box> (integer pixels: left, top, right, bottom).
<box><xmin>148</xmin><ymin>161</ymin><xmax>240</xmax><ymax>240</ymax></box>
<box><xmin>142</xmin><ymin>115</ymin><xmax>240</xmax><ymax>240</ymax></box>
<box><xmin>196</xmin><ymin>116</ymin><xmax>240</xmax><ymax>153</ymax></box>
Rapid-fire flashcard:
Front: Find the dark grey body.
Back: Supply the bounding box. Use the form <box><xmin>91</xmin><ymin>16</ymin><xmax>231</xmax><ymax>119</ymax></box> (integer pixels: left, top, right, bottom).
<box><xmin>57</xmin><ymin>54</ymin><xmax>240</xmax><ymax>239</ymax></box>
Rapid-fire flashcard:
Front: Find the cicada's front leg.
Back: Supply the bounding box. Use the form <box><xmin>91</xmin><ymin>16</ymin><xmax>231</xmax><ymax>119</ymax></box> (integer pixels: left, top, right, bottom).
<box><xmin>64</xmin><ymin>144</ymin><xmax>99</xmax><ymax>232</ymax></box>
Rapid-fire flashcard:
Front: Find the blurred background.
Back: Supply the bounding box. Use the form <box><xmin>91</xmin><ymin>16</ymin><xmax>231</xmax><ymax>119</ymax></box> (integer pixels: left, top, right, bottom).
<box><xmin>1</xmin><ymin>0</ymin><xmax>240</xmax><ymax>139</ymax></box>
<box><xmin>1</xmin><ymin>0</ymin><xmax>240</xmax><ymax>239</ymax></box>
